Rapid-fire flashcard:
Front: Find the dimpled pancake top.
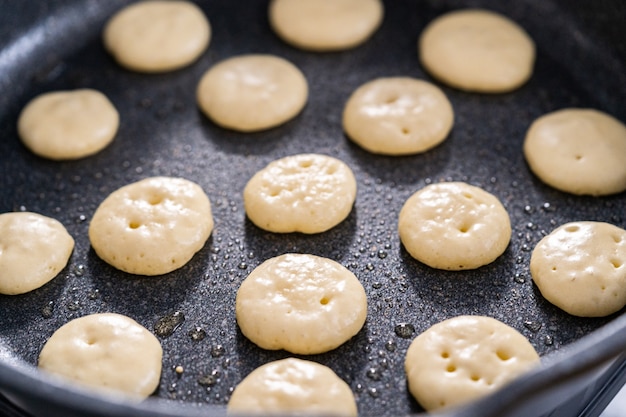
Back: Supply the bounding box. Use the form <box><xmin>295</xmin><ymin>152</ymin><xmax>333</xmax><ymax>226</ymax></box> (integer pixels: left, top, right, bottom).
<box><xmin>405</xmin><ymin>315</ymin><xmax>540</xmax><ymax>411</ymax></box>
<box><xmin>228</xmin><ymin>358</ymin><xmax>357</xmax><ymax>416</ymax></box>
<box><xmin>0</xmin><ymin>212</ymin><xmax>74</xmax><ymax>295</ymax></box>
<box><xmin>235</xmin><ymin>254</ymin><xmax>367</xmax><ymax>355</ymax></box>
<box><xmin>530</xmin><ymin>222</ymin><xmax>626</xmax><ymax>317</ymax></box>
<box><xmin>17</xmin><ymin>89</ymin><xmax>119</xmax><ymax>160</ymax></box>
<box><xmin>398</xmin><ymin>182</ymin><xmax>511</xmax><ymax>270</ymax></box>
<box><xmin>523</xmin><ymin>108</ymin><xmax>626</xmax><ymax>196</ymax></box>
<box><xmin>244</xmin><ymin>154</ymin><xmax>357</xmax><ymax>234</ymax></box>
<box><xmin>268</xmin><ymin>0</ymin><xmax>383</xmax><ymax>51</ymax></box>
<box><xmin>342</xmin><ymin>77</ymin><xmax>454</xmax><ymax>155</ymax></box>
<box><xmin>103</xmin><ymin>0</ymin><xmax>210</xmax><ymax>72</ymax></box>
<box><xmin>196</xmin><ymin>54</ymin><xmax>308</xmax><ymax>132</ymax></box>
<box><xmin>88</xmin><ymin>177</ymin><xmax>213</xmax><ymax>276</ymax></box>
<box><xmin>419</xmin><ymin>9</ymin><xmax>535</xmax><ymax>93</ymax></box>
<box><xmin>38</xmin><ymin>313</ymin><xmax>162</xmax><ymax>398</ymax></box>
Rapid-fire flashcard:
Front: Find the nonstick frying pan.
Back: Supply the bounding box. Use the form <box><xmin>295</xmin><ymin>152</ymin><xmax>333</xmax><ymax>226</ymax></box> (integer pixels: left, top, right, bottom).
<box><xmin>1</xmin><ymin>1</ymin><xmax>626</xmax><ymax>416</ymax></box>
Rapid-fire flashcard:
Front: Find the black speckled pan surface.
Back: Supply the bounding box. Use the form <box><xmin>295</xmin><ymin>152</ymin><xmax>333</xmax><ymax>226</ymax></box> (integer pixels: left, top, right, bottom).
<box><xmin>1</xmin><ymin>1</ymin><xmax>626</xmax><ymax>416</ymax></box>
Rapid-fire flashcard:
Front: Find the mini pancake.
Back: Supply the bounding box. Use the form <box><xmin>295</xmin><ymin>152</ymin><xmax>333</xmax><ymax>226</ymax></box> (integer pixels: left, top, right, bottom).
<box><xmin>38</xmin><ymin>313</ymin><xmax>162</xmax><ymax>398</ymax></box>
<box><xmin>269</xmin><ymin>0</ymin><xmax>383</xmax><ymax>51</ymax></box>
<box><xmin>243</xmin><ymin>154</ymin><xmax>356</xmax><ymax>234</ymax></box>
<box><xmin>235</xmin><ymin>253</ymin><xmax>367</xmax><ymax>354</ymax></box>
<box><xmin>405</xmin><ymin>315</ymin><xmax>540</xmax><ymax>411</ymax></box>
<box><xmin>0</xmin><ymin>212</ymin><xmax>74</xmax><ymax>295</ymax></box>
<box><xmin>89</xmin><ymin>177</ymin><xmax>213</xmax><ymax>276</ymax></box>
<box><xmin>523</xmin><ymin>108</ymin><xmax>626</xmax><ymax>196</ymax></box>
<box><xmin>18</xmin><ymin>89</ymin><xmax>119</xmax><ymax>160</ymax></box>
<box><xmin>103</xmin><ymin>0</ymin><xmax>211</xmax><ymax>72</ymax></box>
<box><xmin>419</xmin><ymin>9</ymin><xmax>535</xmax><ymax>93</ymax></box>
<box><xmin>530</xmin><ymin>221</ymin><xmax>626</xmax><ymax>317</ymax></box>
<box><xmin>343</xmin><ymin>77</ymin><xmax>454</xmax><ymax>155</ymax></box>
<box><xmin>196</xmin><ymin>54</ymin><xmax>308</xmax><ymax>132</ymax></box>
<box><xmin>398</xmin><ymin>182</ymin><xmax>511</xmax><ymax>270</ymax></box>
<box><xmin>228</xmin><ymin>358</ymin><xmax>357</xmax><ymax>416</ymax></box>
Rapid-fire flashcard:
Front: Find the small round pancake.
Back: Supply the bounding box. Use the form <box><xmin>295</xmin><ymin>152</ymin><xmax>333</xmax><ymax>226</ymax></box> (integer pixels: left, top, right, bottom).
<box><xmin>196</xmin><ymin>54</ymin><xmax>308</xmax><ymax>132</ymax></box>
<box><xmin>235</xmin><ymin>254</ymin><xmax>367</xmax><ymax>355</ymax></box>
<box><xmin>228</xmin><ymin>358</ymin><xmax>357</xmax><ymax>416</ymax></box>
<box><xmin>18</xmin><ymin>89</ymin><xmax>119</xmax><ymax>160</ymax></box>
<box><xmin>523</xmin><ymin>109</ymin><xmax>626</xmax><ymax>196</ymax></box>
<box><xmin>243</xmin><ymin>154</ymin><xmax>356</xmax><ymax>234</ymax></box>
<box><xmin>405</xmin><ymin>315</ymin><xmax>540</xmax><ymax>411</ymax></box>
<box><xmin>268</xmin><ymin>0</ymin><xmax>383</xmax><ymax>51</ymax></box>
<box><xmin>419</xmin><ymin>9</ymin><xmax>535</xmax><ymax>93</ymax></box>
<box><xmin>342</xmin><ymin>77</ymin><xmax>454</xmax><ymax>155</ymax></box>
<box><xmin>530</xmin><ymin>222</ymin><xmax>626</xmax><ymax>317</ymax></box>
<box><xmin>89</xmin><ymin>177</ymin><xmax>213</xmax><ymax>276</ymax></box>
<box><xmin>38</xmin><ymin>313</ymin><xmax>162</xmax><ymax>398</ymax></box>
<box><xmin>0</xmin><ymin>212</ymin><xmax>74</xmax><ymax>295</ymax></box>
<box><xmin>103</xmin><ymin>0</ymin><xmax>210</xmax><ymax>72</ymax></box>
<box><xmin>398</xmin><ymin>182</ymin><xmax>511</xmax><ymax>270</ymax></box>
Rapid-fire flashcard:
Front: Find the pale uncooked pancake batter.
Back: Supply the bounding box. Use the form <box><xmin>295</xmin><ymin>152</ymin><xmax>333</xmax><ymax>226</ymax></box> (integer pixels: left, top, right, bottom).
<box><xmin>343</xmin><ymin>77</ymin><xmax>454</xmax><ymax>155</ymax></box>
<box><xmin>523</xmin><ymin>108</ymin><xmax>626</xmax><ymax>196</ymax></box>
<box><xmin>419</xmin><ymin>9</ymin><xmax>535</xmax><ymax>93</ymax></box>
<box><xmin>103</xmin><ymin>0</ymin><xmax>211</xmax><ymax>72</ymax></box>
<box><xmin>196</xmin><ymin>54</ymin><xmax>308</xmax><ymax>132</ymax></box>
<box><xmin>530</xmin><ymin>221</ymin><xmax>626</xmax><ymax>317</ymax></box>
<box><xmin>405</xmin><ymin>315</ymin><xmax>540</xmax><ymax>411</ymax></box>
<box><xmin>243</xmin><ymin>154</ymin><xmax>356</xmax><ymax>233</ymax></box>
<box><xmin>89</xmin><ymin>176</ymin><xmax>213</xmax><ymax>276</ymax></box>
<box><xmin>236</xmin><ymin>253</ymin><xmax>367</xmax><ymax>354</ymax></box>
<box><xmin>18</xmin><ymin>89</ymin><xmax>119</xmax><ymax>160</ymax></box>
<box><xmin>0</xmin><ymin>212</ymin><xmax>74</xmax><ymax>295</ymax></box>
<box><xmin>38</xmin><ymin>313</ymin><xmax>162</xmax><ymax>398</ymax></box>
<box><xmin>398</xmin><ymin>182</ymin><xmax>511</xmax><ymax>270</ymax></box>
<box><xmin>228</xmin><ymin>358</ymin><xmax>357</xmax><ymax>416</ymax></box>
<box><xmin>269</xmin><ymin>0</ymin><xmax>383</xmax><ymax>51</ymax></box>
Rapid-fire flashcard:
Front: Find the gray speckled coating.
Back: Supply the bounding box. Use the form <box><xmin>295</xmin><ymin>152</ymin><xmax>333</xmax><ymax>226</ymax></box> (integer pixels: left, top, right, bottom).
<box><xmin>0</xmin><ymin>1</ymin><xmax>625</xmax><ymax>416</ymax></box>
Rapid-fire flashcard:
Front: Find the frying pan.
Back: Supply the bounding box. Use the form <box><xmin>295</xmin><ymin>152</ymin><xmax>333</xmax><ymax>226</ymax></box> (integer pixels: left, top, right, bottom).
<box><xmin>1</xmin><ymin>0</ymin><xmax>625</xmax><ymax>416</ymax></box>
